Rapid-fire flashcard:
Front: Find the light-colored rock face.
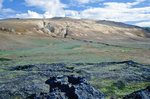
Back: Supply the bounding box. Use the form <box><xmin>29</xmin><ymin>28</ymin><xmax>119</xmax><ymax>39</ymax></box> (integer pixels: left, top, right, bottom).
<box><xmin>0</xmin><ymin>18</ymin><xmax>149</xmax><ymax>41</ymax></box>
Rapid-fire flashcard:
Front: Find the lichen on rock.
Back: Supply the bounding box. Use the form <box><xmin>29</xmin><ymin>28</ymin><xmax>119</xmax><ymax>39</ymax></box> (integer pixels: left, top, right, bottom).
<box><xmin>34</xmin><ymin>75</ymin><xmax>105</xmax><ymax>99</ymax></box>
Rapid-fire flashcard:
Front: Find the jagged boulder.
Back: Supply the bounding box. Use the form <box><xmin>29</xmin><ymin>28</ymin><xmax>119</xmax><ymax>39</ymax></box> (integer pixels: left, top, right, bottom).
<box><xmin>41</xmin><ymin>21</ymin><xmax>70</xmax><ymax>38</ymax></box>
<box><xmin>35</xmin><ymin>75</ymin><xmax>105</xmax><ymax>99</ymax></box>
<box><xmin>123</xmin><ymin>86</ymin><xmax>150</xmax><ymax>99</ymax></box>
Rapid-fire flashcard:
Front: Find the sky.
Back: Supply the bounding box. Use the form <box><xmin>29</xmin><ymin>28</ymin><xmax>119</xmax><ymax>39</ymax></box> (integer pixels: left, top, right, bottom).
<box><xmin>0</xmin><ymin>0</ymin><xmax>150</xmax><ymax>27</ymax></box>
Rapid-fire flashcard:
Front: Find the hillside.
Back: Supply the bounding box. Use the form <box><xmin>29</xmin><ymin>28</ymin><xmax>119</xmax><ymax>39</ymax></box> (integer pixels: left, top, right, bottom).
<box><xmin>0</xmin><ymin>18</ymin><xmax>150</xmax><ymax>42</ymax></box>
<box><xmin>0</xmin><ymin>18</ymin><xmax>150</xmax><ymax>98</ymax></box>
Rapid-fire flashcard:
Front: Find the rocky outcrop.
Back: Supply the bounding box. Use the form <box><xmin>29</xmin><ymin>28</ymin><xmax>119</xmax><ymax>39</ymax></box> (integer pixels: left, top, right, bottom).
<box><xmin>123</xmin><ymin>86</ymin><xmax>150</xmax><ymax>99</ymax></box>
<box><xmin>1</xmin><ymin>60</ymin><xmax>150</xmax><ymax>98</ymax></box>
<box><xmin>41</xmin><ymin>20</ymin><xmax>70</xmax><ymax>38</ymax></box>
<box><xmin>34</xmin><ymin>75</ymin><xmax>105</xmax><ymax>99</ymax></box>
<box><xmin>0</xmin><ymin>27</ymin><xmax>15</xmax><ymax>33</ymax></box>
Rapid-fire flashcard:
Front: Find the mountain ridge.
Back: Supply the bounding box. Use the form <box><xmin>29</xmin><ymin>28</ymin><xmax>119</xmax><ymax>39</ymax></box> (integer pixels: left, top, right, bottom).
<box><xmin>0</xmin><ymin>17</ymin><xmax>149</xmax><ymax>38</ymax></box>
<box><xmin>0</xmin><ymin>17</ymin><xmax>150</xmax><ymax>50</ymax></box>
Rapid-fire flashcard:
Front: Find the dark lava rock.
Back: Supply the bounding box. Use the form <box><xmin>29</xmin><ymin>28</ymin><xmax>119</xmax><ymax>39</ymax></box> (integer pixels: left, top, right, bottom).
<box><xmin>0</xmin><ymin>73</ymin><xmax>50</xmax><ymax>98</ymax></box>
<box><xmin>10</xmin><ymin>64</ymin><xmax>35</xmax><ymax>71</ymax></box>
<box><xmin>113</xmin><ymin>81</ymin><xmax>125</xmax><ymax>89</ymax></box>
<box><xmin>122</xmin><ymin>75</ymin><xmax>142</xmax><ymax>82</ymax></box>
<box><xmin>10</xmin><ymin>63</ymin><xmax>70</xmax><ymax>72</ymax></box>
<box><xmin>35</xmin><ymin>75</ymin><xmax>105</xmax><ymax>99</ymax></box>
<box><xmin>141</xmin><ymin>73</ymin><xmax>150</xmax><ymax>81</ymax></box>
<box><xmin>0</xmin><ymin>58</ymin><xmax>11</xmax><ymax>61</ymax></box>
<box><xmin>123</xmin><ymin>86</ymin><xmax>150</xmax><ymax>99</ymax></box>
<box><xmin>1</xmin><ymin>60</ymin><xmax>150</xmax><ymax>98</ymax></box>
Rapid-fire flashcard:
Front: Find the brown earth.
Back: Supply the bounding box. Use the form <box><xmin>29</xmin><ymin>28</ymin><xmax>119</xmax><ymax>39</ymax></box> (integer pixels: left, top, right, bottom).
<box><xmin>0</xmin><ymin>18</ymin><xmax>150</xmax><ymax>42</ymax></box>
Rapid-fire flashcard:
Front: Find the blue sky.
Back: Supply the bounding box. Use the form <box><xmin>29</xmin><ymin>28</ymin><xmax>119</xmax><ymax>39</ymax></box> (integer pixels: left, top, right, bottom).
<box><xmin>0</xmin><ymin>0</ymin><xmax>150</xmax><ymax>27</ymax></box>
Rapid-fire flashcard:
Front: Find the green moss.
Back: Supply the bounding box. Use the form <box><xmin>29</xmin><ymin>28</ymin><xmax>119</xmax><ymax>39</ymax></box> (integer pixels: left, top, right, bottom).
<box><xmin>112</xmin><ymin>81</ymin><xmax>125</xmax><ymax>90</ymax></box>
<box><xmin>65</xmin><ymin>45</ymin><xmax>81</xmax><ymax>49</ymax></box>
<box><xmin>142</xmin><ymin>27</ymin><xmax>150</xmax><ymax>32</ymax></box>
<box><xmin>120</xmin><ymin>48</ymin><xmax>132</xmax><ymax>53</ymax></box>
<box><xmin>0</xmin><ymin>58</ymin><xmax>11</xmax><ymax>61</ymax></box>
<box><xmin>0</xmin><ymin>36</ymin><xmax>150</xmax><ymax>98</ymax></box>
<box><xmin>90</xmin><ymin>78</ymin><xmax>150</xmax><ymax>98</ymax></box>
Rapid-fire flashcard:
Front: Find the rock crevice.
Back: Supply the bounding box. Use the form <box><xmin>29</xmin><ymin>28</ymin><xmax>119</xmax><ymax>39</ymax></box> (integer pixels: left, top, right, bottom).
<box><xmin>124</xmin><ymin>86</ymin><xmax>150</xmax><ymax>99</ymax></box>
<box><xmin>35</xmin><ymin>75</ymin><xmax>105</xmax><ymax>99</ymax></box>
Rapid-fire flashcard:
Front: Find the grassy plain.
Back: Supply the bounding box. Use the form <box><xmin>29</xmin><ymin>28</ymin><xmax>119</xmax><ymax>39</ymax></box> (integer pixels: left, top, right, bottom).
<box><xmin>0</xmin><ymin>35</ymin><xmax>150</xmax><ymax>98</ymax></box>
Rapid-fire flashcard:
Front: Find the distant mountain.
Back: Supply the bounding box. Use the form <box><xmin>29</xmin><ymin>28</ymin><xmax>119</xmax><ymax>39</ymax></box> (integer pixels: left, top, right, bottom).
<box><xmin>0</xmin><ymin>17</ymin><xmax>150</xmax><ymax>42</ymax></box>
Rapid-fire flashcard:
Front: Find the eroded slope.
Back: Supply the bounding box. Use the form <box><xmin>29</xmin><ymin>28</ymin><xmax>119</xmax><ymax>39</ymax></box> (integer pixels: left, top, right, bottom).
<box><xmin>0</xmin><ymin>18</ymin><xmax>150</xmax><ymax>42</ymax></box>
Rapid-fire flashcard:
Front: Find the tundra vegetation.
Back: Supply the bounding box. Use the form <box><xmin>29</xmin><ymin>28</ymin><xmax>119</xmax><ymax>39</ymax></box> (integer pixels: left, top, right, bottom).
<box><xmin>0</xmin><ymin>18</ymin><xmax>150</xmax><ymax>98</ymax></box>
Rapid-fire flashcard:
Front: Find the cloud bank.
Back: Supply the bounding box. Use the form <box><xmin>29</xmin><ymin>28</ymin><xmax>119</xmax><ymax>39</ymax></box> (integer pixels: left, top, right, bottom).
<box><xmin>0</xmin><ymin>0</ymin><xmax>14</xmax><ymax>14</ymax></box>
<box><xmin>0</xmin><ymin>0</ymin><xmax>150</xmax><ymax>27</ymax></box>
<box><xmin>79</xmin><ymin>0</ymin><xmax>150</xmax><ymax>22</ymax></box>
<box><xmin>24</xmin><ymin>0</ymin><xmax>66</xmax><ymax>18</ymax></box>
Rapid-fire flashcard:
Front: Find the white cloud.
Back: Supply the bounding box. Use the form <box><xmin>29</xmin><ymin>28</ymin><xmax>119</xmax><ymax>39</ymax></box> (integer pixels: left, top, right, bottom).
<box><xmin>65</xmin><ymin>10</ymin><xmax>80</xmax><ymax>19</ymax></box>
<box><xmin>25</xmin><ymin>0</ymin><xmax>67</xmax><ymax>18</ymax></box>
<box><xmin>0</xmin><ymin>0</ymin><xmax>15</xmax><ymax>14</ymax></box>
<box><xmin>135</xmin><ymin>21</ymin><xmax>150</xmax><ymax>27</ymax></box>
<box><xmin>76</xmin><ymin>0</ymin><xmax>104</xmax><ymax>4</ymax></box>
<box><xmin>80</xmin><ymin>7</ymin><xmax>150</xmax><ymax>22</ymax></box>
<box><xmin>15</xmin><ymin>10</ymin><xmax>43</xmax><ymax>18</ymax></box>
<box><xmin>2</xmin><ymin>8</ymin><xmax>15</xmax><ymax>13</ymax></box>
<box><xmin>76</xmin><ymin>0</ymin><xmax>89</xmax><ymax>4</ymax></box>
<box><xmin>3</xmin><ymin>0</ymin><xmax>150</xmax><ymax>27</ymax></box>
<box><xmin>78</xmin><ymin>0</ymin><xmax>150</xmax><ymax>23</ymax></box>
<box><xmin>12</xmin><ymin>0</ymin><xmax>68</xmax><ymax>18</ymax></box>
<box><xmin>103</xmin><ymin>0</ymin><xmax>146</xmax><ymax>9</ymax></box>
<box><xmin>0</xmin><ymin>0</ymin><xmax>4</xmax><ymax>9</ymax></box>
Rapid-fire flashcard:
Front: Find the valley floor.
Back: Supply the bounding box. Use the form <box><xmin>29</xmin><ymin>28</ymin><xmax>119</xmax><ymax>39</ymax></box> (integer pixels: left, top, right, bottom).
<box><xmin>0</xmin><ymin>33</ymin><xmax>150</xmax><ymax>98</ymax></box>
